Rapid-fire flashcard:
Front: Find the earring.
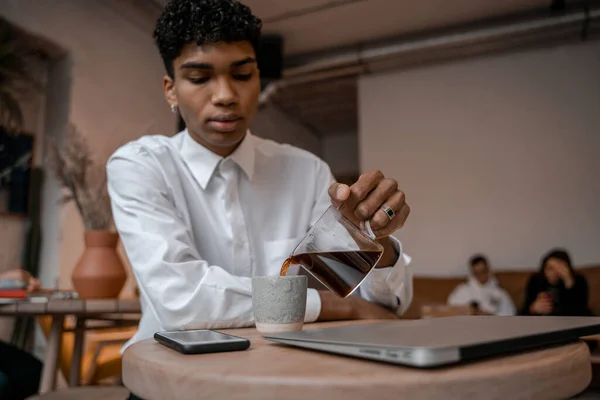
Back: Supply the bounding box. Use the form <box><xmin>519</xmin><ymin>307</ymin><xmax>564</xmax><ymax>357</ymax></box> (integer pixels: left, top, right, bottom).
<box><xmin>170</xmin><ymin>104</ymin><xmax>177</xmax><ymax>113</ymax></box>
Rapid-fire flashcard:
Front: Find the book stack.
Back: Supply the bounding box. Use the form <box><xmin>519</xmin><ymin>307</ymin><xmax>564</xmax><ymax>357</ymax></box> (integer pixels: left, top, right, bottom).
<box><xmin>0</xmin><ymin>278</ymin><xmax>27</xmax><ymax>300</ymax></box>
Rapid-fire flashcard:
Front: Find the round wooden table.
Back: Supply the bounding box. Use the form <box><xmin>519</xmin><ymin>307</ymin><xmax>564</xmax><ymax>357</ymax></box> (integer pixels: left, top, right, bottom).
<box><xmin>123</xmin><ymin>320</ymin><xmax>592</xmax><ymax>400</ymax></box>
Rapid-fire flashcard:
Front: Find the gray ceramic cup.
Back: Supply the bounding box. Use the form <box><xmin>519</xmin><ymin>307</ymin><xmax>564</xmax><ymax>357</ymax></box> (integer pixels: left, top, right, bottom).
<box><xmin>252</xmin><ymin>275</ymin><xmax>307</xmax><ymax>334</ymax></box>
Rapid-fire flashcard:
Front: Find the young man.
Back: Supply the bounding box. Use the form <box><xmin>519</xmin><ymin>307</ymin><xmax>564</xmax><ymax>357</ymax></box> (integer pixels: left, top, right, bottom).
<box><xmin>447</xmin><ymin>255</ymin><xmax>516</xmax><ymax>316</ymax></box>
<box><xmin>107</xmin><ymin>0</ymin><xmax>413</xmax><ymax>356</ymax></box>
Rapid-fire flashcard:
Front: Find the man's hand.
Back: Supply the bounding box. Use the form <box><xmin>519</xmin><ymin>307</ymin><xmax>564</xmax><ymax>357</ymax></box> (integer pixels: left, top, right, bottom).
<box><xmin>328</xmin><ymin>170</ymin><xmax>409</xmax><ymax>239</ymax></box>
<box><xmin>0</xmin><ymin>269</ymin><xmax>40</xmax><ymax>291</ymax></box>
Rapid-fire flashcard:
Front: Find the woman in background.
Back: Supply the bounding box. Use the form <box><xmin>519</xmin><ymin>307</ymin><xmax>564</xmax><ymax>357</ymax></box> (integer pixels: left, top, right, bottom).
<box><xmin>521</xmin><ymin>249</ymin><xmax>593</xmax><ymax>316</ymax></box>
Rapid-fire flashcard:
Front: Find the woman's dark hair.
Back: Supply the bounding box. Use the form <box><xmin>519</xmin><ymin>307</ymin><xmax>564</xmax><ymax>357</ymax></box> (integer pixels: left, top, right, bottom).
<box><xmin>153</xmin><ymin>0</ymin><xmax>262</xmax><ymax>78</ymax></box>
<box><xmin>540</xmin><ymin>248</ymin><xmax>574</xmax><ymax>273</ymax></box>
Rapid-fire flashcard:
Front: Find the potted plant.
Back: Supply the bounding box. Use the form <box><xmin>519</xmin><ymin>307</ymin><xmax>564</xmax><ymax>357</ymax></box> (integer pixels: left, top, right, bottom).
<box><xmin>47</xmin><ymin>124</ymin><xmax>126</xmax><ymax>299</ymax></box>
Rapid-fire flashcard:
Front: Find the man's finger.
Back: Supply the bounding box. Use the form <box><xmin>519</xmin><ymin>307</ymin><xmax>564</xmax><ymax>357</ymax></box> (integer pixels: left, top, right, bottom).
<box><xmin>328</xmin><ymin>182</ymin><xmax>351</xmax><ymax>207</ymax></box>
<box><xmin>368</xmin><ymin>190</ymin><xmax>406</xmax><ymax>231</ymax></box>
<box><xmin>343</xmin><ymin>170</ymin><xmax>384</xmax><ymax>214</ymax></box>
<box><xmin>372</xmin><ymin>202</ymin><xmax>410</xmax><ymax>238</ymax></box>
<box><xmin>353</xmin><ymin>178</ymin><xmax>398</xmax><ymax>221</ymax></box>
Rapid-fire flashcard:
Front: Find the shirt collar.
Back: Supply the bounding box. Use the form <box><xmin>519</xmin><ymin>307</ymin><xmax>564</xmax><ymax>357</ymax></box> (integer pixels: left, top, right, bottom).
<box><xmin>179</xmin><ymin>129</ymin><xmax>255</xmax><ymax>190</ymax></box>
<box><xmin>229</xmin><ymin>130</ymin><xmax>255</xmax><ymax>181</ymax></box>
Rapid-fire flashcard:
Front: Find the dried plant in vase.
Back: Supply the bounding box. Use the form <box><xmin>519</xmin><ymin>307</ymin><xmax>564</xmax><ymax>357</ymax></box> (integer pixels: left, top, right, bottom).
<box><xmin>47</xmin><ymin>123</ymin><xmax>113</xmax><ymax>230</ymax></box>
<box><xmin>47</xmin><ymin>123</ymin><xmax>126</xmax><ymax>299</ymax></box>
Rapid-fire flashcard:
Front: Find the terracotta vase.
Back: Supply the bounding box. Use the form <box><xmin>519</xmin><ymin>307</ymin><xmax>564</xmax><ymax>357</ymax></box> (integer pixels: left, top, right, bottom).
<box><xmin>71</xmin><ymin>230</ymin><xmax>127</xmax><ymax>299</ymax></box>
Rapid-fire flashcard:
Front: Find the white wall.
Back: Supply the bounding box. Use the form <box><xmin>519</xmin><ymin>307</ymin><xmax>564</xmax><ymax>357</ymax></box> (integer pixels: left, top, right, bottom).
<box><xmin>252</xmin><ymin>105</ymin><xmax>322</xmax><ymax>156</ymax></box>
<box><xmin>359</xmin><ymin>39</ymin><xmax>600</xmax><ymax>276</ymax></box>
<box><xmin>321</xmin><ymin>133</ymin><xmax>359</xmax><ymax>178</ymax></box>
<box><xmin>0</xmin><ymin>0</ymin><xmax>176</xmax><ymax>293</ymax></box>
<box><xmin>252</xmin><ymin>110</ymin><xmax>360</xmax><ymax>178</ymax></box>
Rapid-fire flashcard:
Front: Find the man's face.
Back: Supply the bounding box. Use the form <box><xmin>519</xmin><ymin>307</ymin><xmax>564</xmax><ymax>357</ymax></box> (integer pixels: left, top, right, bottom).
<box><xmin>163</xmin><ymin>41</ymin><xmax>260</xmax><ymax>156</ymax></box>
<box><xmin>472</xmin><ymin>261</ymin><xmax>490</xmax><ymax>284</ymax></box>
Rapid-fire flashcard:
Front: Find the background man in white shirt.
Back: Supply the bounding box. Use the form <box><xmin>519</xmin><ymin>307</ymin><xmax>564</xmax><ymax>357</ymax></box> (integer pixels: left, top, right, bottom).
<box><xmin>106</xmin><ymin>0</ymin><xmax>413</xmax><ymax>355</ymax></box>
<box><xmin>447</xmin><ymin>254</ymin><xmax>516</xmax><ymax>316</ymax></box>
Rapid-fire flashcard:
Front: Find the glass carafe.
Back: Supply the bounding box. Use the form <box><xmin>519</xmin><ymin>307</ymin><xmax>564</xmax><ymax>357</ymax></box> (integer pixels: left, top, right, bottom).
<box><xmin>281</xmin><ymin>205</ymin><xmax>384</xmax><ymax>298</ymax></box>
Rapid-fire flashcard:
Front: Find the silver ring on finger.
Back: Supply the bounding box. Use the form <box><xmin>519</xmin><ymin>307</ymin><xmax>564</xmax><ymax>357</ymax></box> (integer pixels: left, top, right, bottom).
<box><xmin>380</xmin><ymin>204</ymin><xmax>395</xmax><ymax>221</ymax></box>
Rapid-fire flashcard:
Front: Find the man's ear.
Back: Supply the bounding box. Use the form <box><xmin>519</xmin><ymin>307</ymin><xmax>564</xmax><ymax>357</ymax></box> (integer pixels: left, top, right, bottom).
<box><xmin>163</xmin><ymin>75</ymin><xmax>177</xmax><ymax>108</ymax></box>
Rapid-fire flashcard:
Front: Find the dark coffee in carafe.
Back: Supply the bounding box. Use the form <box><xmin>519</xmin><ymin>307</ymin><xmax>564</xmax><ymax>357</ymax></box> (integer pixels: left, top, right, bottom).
<box><xmin>280</xmin><ymin>250</ymin><xmax>382</xmax><ymax>298</ymax></box>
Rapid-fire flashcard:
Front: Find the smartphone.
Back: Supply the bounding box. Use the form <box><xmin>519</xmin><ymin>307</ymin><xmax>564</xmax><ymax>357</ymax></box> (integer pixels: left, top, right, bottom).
<box><xmin>154</xmin><ymin>329</ymin><xmax>251</xmax><ymax>355</ymax></box>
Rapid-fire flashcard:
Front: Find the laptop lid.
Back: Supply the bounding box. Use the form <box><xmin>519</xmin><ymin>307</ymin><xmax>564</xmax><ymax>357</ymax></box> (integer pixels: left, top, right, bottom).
<box><xmin>264</xmin><ymin>316</ymin><xmax>600</xmax><ymax>368</ymax></box>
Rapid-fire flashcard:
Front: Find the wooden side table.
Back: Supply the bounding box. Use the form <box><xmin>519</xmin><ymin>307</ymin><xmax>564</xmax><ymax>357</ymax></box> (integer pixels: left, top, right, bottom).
<box><xmin>123</xmin><ymin>320</ymin><xmax>592</xmax><ymax>400</ymax></box>
<box><xmin>0</xmin><ymin>298</ymin><xmax>140</xmax><ymax>393</ymax></box>
<box><xmin>584</xmin><ymin>334</ymin><xmax>600</xmax><ymax>389</ymax></box>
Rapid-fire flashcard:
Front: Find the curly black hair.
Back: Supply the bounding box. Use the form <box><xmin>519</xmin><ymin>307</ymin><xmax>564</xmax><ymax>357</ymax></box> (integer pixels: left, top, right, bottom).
<box><xmin>154</xmin><ymin>0</ymin><xmax>262</xmax><ymax>78</ymax></box>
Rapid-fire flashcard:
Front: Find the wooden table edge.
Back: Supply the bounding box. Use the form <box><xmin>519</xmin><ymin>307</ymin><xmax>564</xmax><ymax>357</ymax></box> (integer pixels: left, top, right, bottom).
<box><xmin>123</xmin><ymin>320</ymin><xmax>593</xmax><ymax>400</ymax></box>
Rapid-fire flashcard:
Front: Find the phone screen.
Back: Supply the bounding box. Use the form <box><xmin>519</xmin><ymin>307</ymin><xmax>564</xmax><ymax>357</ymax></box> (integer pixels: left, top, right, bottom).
<box><xmin>160</xmin><ymin>330</ymin><xmax>245</xmax><ymax>344</ymax></box>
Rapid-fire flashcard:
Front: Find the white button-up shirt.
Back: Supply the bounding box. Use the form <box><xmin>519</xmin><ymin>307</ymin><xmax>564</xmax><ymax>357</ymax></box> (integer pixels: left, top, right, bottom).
<box><xmin>106</xmin><ymin>130</ymin><xmax>413</xmax><ymax>350</ymax></box>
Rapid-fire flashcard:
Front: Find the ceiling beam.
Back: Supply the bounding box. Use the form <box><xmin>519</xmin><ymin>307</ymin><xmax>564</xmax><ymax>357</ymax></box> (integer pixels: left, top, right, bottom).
<box><xmin>97</xmin><ymin>0</ymin><xmax>162</xmax><ymax>33</ymax></box>
<box><xmin>271</xmin><ymin>101</ymin><xmax>325</xmax><ymax>138</ymax></box>
<box><xmin>263</xmin><ymin>0</ymin><xmax>368</xmax><ymax>24</ymax></box>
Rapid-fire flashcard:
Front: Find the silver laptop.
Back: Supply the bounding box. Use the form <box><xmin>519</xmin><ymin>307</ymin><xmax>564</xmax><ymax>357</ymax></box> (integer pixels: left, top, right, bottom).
<box><xmin>263</xmin><ymin>316</ymin><xmax>600</xmax><ymax>368</ymax></box>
